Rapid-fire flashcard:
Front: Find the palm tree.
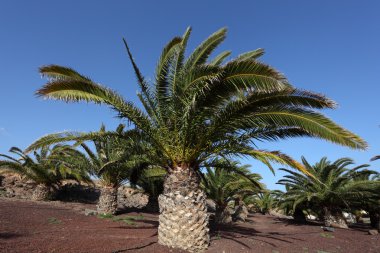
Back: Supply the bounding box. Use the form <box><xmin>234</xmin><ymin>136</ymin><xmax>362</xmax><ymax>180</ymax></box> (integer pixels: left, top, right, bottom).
<box><xmin>45</xmin><ymin>124</ymin><xmax>149</xmax><ymax>214</ymax></box>
<box><xmin>29</xmin><ymin>27</ymin><xmax>367</xmax><ymax>251</ymax></box>
<box><xmin>134</xmin><ymin>166</ymin><xmax>166</xmax><ymax>212</ymax></box>
<box><xmin>0</xmin><ymin>145</ymin><xmax>90</xmax><ymax>200</ymax></box>
<box><xmin>278</xmin><ymin>157</ymin><xmax>379</xmax><ymax>228</ymax></box>
<box><xmin>246</xmin><ymin>190</ymin><xmax>281</xmax><ymax>215</ymax></box>
<box><xmin>201</xmin><ymin>160</ymin><xmax>263</xmax><ymax>224</ymax></box>
<box><xmin>363</xmin><ymin>156</ymin><xmax>380</xmax><ymax>230</ymax></box>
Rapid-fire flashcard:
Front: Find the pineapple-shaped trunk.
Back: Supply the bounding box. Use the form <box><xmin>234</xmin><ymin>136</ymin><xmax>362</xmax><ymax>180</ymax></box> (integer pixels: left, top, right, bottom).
<box><xmin>97</xmin><ymin>186</ymin><xmax>118</xmax><ymax>215</ymax></box>
<box><xmin>158</xmin><ymin>164</ymin><xmax>209</xmax><ymax>252</ymax></box>
<box><xmin>214</xmin><ymin>204</ymin><xmax>232</xmax><ymax>224</ymax></box>
<box><xmin>232</xmin><ymin>199</ymin><xmax>249</xmax><ymax>222</ymax></box>
<box><xmin>323</xmin><ymin>207</ymin><xmax>348</xmax><ymax>229</ymax></box>
<box><xmin>32</xmin><ymin>184</ymin><xmax>55</xmax><ymax>201</ymax></box>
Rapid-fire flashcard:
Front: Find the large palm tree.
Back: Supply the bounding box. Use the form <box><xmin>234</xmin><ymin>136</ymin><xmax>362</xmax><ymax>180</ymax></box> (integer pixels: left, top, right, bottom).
<box><xmin>0</xmin><ymin>145</ymin><xmax>90</xmax><ymax>200</ymax></box>
<box><xmin>278</xmin><ymin>157</ymin><xmax>379</xmax><ymax>228</ymax></box>
<box><xmin>201</xmin><ymin>160</ymin><xmax>263</xmax><ymax>224</ymax></box>
<box><xmin>29</xmin><ymin>27</ymin><xmax>367</xmax><ymax>251</ymax></box>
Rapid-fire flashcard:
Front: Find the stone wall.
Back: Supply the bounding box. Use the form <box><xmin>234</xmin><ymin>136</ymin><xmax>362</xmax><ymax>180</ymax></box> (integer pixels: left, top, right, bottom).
<box><xmin>0</xmin><ymin>174</ymin><xmax>36</xmax><ymax>199</ymax></box>
<box><xmin>0</xmin><ymin>174</ymin><xmax>151</xmax><ymax>210</ymax></box>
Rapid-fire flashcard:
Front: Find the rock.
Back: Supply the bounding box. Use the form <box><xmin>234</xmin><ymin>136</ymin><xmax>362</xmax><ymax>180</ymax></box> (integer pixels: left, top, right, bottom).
<box><xmin>84</xmin><ymin>209</ymin><xmax>98</xmax><ymax>216</ymax></box>
<box><xmin>322</xmin><ymin>226</ymin><xmax>335</xmax><ymax>232</ymax></box>
<box><xmin>369</xmin><ymin>230</ymin><xmax>379</xmax><ymax>235</ymax></box>
<box><xmin>343</xmin><ymin>212</ymin><xmax>357</xmax><ymax>224</ymax></box>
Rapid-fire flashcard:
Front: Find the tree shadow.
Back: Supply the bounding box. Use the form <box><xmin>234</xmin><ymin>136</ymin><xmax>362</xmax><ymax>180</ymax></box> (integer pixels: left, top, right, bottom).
<box><xmin>210</xmin><ymin>220</ymin><xmax>310</xmax><ymax>249</ymax></box>
<box><xmin>272</xmin><ymin>217</ymin><xmax>322</xmax><ymax>227</ymax></box>
<box><xmin>55</xmin><ymin>184</ymin><xmax>99</xmax><ymax>204</ymax></box>
<box><xmin>0</xmin><ymin>232</ymin><xmax>23</xmax><ymax>239</ymax></box>
<box><xmin>111</xmin><ymin>241</ymin><xmax>157</xmax><ymax>253</ymax></box>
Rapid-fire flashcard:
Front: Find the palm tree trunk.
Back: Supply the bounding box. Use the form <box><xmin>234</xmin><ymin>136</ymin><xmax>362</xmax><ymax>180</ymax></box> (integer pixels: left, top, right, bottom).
<box><xmin>293</xmin><ymin>207</ymin><xmax>306</xmax><ymax>223</ymax></box>
<box><xmin>158</xmin><ymin>164</ymin><xmax>209</xmax><ymax>252</ymax></box>
<box><xmin>233</xmin><ymin>199</ymin><xmax>249</xmax><ymax>222</ymax></box>
<box><xmin>369</xmin><ymin>210</ymin><xmax>380</xmax><ymax>231</ymax></box>
<box><xmin>97</xmin><ymin>186</ymin><xmax>118</xmax><ymax>215</ymax></box>
<box><xmin>32</xmin><ymin>184</ymin><xmax>54</xmax><ymax>201</ymax></box>
<box><xmin>215</xmin><ymin>204</ymin><xmax>232</xmax><ymax>224</ymax></box>
<box><xmin>145</xmin><ymin>195</ymin><xmax>159</xmax><ymax>213</ymax></box>
<box><xmin>323</xmin><ymin>207</ymin><xmax>348</xmax><ymax>229</ymax></box>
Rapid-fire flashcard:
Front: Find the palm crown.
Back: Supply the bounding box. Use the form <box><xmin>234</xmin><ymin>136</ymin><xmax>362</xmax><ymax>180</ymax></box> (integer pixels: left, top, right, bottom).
<box><xmin>278</xmin><ymin>157</ymin><xmax>379</xmax><ymax>212</ymax></box>
<box><xmin>0</xmin><ymin>145</ymin><xmax>90</xmax><ymax>186</ymax></box>
<box><xmin>202</xmin><ymin>160</ymin><xmax>263</xmax><ymax>207</ymax></box>
<box><xmin>32</xmin><ymin>27</ymin><xmax>366</xmax><ymax>174</ymax></box>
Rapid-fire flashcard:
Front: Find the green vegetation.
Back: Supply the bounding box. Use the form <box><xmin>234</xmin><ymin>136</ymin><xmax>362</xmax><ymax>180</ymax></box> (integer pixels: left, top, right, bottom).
<box><xmin>47</xmin><ymin>217</ymin><xmax>62</xmax><ymax>224</ymax></box>
<box><xmin>278</xmin><ymin>157</ymin><xmax>380</xmax><ymax>228</ymax></box>
<box><xmin>201</xmin><ymin>160</ymin><xmax>263</xmax><ymax>224</ymax></box>
<box><xmin>97</xmin><ymin>213</ymin><xmax>144</xmax><ymax>225</ymax></box>
<box><xmin>0</xmin><ymin>145</ymin><xmax>91</xmax><ymax>200</ymax></box>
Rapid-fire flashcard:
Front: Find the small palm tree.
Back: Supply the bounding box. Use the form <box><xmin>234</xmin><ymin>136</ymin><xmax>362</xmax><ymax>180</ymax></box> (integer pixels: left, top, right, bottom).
<box><xmin>246</xmin><ymin>190</ymin><xmax>281</xmax><ymax>215</ymax></box>
<box><xmin>46</xmin><ymin>124</ymin><xmax>149</xmax><ymax>214</ymax></box>
<box><xmin>201</xmin><ymin>160</ymin><xmax>263</xmax><ymax>224</ymax></box>
<box><xmin>358</xmin><ymin>156</ymin><xmax>380</xmax><ymax>230</ymax></box>
<box><xmin>0</xmin><ymin>145</ymin><xmax>90</xmax><ymax>200</ymax></box>
<box><xmin>278</xmin><ymin>157</ymin><xmax>379</xmax><ymax>228</ymax></box>
<box><xmin>134</xmin><ymin>166</ymin><xmax>166</xmax><ymax>212</ymax></box>
<box><xmin>30</xmin><ymin>27</ymin><xmax>367</xmax><ymax>251</ymax></box>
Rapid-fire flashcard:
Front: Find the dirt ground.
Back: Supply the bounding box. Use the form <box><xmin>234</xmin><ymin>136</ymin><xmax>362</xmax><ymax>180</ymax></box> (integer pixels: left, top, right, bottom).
<box><xmin>0</xmin><ymin>197</ymin><xmax>379</xmax><ymax>253</ymax></box>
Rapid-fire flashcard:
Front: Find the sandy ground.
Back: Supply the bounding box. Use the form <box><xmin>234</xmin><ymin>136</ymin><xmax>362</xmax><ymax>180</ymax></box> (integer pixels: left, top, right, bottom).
<box><xmin>0</xmin><ymin>197</ymin><xmax>379</xmax><ymax>253</ymax></box>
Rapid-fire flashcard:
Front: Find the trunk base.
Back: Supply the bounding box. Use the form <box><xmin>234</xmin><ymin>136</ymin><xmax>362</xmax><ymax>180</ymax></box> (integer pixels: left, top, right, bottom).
<box><xmin>97</xmin><ymin>187</ymin><xmax>118</xmax><ymax>215</ymax></box>
<box><xmin>215</xmin><ymin>206</ymin><xmax>232</xmax><ymax>224</ymax></box>
<box><xmin>158</xmin><ymin>189</ymin><xmax>209</xmax><ymax>252</ymax></box>
<box><xmin>324</xmin><ymin>208</ymin><xmax>348</xmax><ymax>229</ymax></box>
<box><xmin>233</xmin><ymin>201</ymin><xmax>249</xmax><ymax>222</ymax></box>
<box><xmin>369</xmin><ymin>211</ymin><xmax>380</xmax><ymax>231</ymax></box>
<box><xmin>293</xmin><ymin>208</ymin><xmax>306</xmax><ymax>223</ymax></box>
<box><xmin>145</xmin><ymin>196</ymin><xmax>159</xmax><ymax>213</ymax></box>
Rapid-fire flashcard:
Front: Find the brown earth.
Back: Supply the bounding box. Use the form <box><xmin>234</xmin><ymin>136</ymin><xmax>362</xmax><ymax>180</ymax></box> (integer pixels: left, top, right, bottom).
<box><xmin>0</xmin><ymin>197</ymin><xmax>379</xmax><ymax>253</ymax></box>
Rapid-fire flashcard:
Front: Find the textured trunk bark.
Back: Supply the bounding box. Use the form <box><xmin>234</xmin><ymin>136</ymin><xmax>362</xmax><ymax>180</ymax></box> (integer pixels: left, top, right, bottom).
<box><xmin>369</xmin><ymin>211</ymin><xmax>380</xmax><ymax>231</ymax></box>
<box><xmin>293</xmin><ymin>208</ymin><xmax>306</xmax><ymax>223</ymax></box>
<box><xmin>158</xmin><ymin>164</ymin><xmax>209</xmax><ymax>252</ymax></box>
<box><xmin>214</xmin><ymin>204</ymin><xmax>232</xmax><ymax>224</ymax></box>
<box><xmin>97</xmin><ymin>187</ymin><xmax>118</xmax><ymax>215</ymax></box>
<box><xmin>31</xmin><ymin>184</ymin><xmax>54</xmax><ymax>201</ymax></box>
<box><xmin>323</xmin><ymin>207</ymin><xmax>348</xmax><ymax>229</ymax></box>
<box><xmin>233</xmin><ymin>200</ymin><xmax>249</xmax><ymax>222</ymax></box>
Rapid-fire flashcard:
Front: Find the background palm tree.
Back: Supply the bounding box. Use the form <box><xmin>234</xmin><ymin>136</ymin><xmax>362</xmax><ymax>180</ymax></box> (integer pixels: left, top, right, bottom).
<box><xmin>278</xmin><ymin>157</ymin><xmax>379</xmax><ymax>228</ymax></box>
<box><xmin>201</xmin><ymin>160</ymin><xmax>263</xmax><ymax>224</ymax></box>
<box><xmin>134</xmin><ymin>166</ymin><xmax>166</xmax><ymax>212</ymax></box>
<box><xmin>29</xmin><ymin>27</ymin><xmax>367</xmax><ymax>251</ymax></box>
<box><xmin>0</xmin><ymin>145</ymin><xmax>90</xmax><ymax>200</ymax></box>
<box><xmin>246</xmin><ymin>190</ymin><xmax>281</xmax><ymax>215</ymax></box>
<box><xmin>38</xmin><ymin>124</ymin><xmax>149</xmax><ymax>214</ymax></box>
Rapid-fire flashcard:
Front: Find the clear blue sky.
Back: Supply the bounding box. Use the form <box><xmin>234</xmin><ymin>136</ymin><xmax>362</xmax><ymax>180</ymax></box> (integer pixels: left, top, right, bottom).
<box><xmin>1</xmin><ymin>1</ymin><xmax>379</xmax><ymax>190</ymax></box>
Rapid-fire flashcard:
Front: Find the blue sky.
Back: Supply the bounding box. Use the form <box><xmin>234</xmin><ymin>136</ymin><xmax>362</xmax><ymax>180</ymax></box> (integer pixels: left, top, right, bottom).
<box><xmin>0</xmin><ymin>1</ymin><xmax>379</xmax><ymax>189</ymax></box>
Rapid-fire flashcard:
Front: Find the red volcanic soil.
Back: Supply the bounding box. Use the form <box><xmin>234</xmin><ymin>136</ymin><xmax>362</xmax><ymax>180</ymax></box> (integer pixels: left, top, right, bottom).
<box><xmin>0</xmin><ymin>197</ymin><xmax>379</xmax><ymax>253</ymax></box>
